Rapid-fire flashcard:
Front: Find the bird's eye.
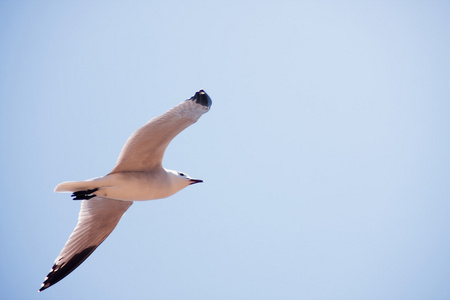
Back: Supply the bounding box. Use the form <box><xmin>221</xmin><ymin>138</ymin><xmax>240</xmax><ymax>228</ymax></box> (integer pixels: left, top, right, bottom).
<box><xmin>179</xmin><ymin>172</ymin><xmax>186</xmax><ymax>177</ymax></box>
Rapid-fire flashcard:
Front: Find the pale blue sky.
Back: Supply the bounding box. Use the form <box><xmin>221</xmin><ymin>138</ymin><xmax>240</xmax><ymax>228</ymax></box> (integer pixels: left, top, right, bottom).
<box><xmin>1</xmin><ymin>1</ymin><xmax>450</xmax><ymax>299</ymax></box>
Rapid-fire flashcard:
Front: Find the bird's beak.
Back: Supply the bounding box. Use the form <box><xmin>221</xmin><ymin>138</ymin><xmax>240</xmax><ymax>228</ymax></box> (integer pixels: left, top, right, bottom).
<box><xmin>189</xmin><ymin>179</ymin><xmax>203</xmax><ymax>185</ymax></box>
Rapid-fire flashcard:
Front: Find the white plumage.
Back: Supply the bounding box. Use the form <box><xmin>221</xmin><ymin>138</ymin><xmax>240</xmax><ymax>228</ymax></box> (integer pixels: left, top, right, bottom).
<box><xmin>39</xmin><ymin>90</ymin><xmax>212</xmax><ymax>292</ymax></box>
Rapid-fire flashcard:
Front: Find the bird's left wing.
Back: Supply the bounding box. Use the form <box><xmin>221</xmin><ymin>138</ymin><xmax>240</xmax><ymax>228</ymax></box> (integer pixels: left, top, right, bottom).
<box><xmin>39</xmin><ymin>197</ymin><xmax>132</xmax><ymax>292</ymax></box>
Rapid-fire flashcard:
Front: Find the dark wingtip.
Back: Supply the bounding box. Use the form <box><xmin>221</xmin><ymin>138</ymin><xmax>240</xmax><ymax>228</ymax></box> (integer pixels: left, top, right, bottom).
<box><xmin>38</xmin><ymin>263</ymin><xmax>57</xmax><ymax>292</ymax></box>
<box><xmin>190</xmin><ymin>90</ymin><xmax>212</xmax><ymax>107</ymax></box>
<box><xmin>39</xmin><ymin>245</ymin><xmax>98</xmax><ymax>292</ymax></box>
<box><xmin>39</xmin><ymin>284</ymin><xmax>49</xmax><ymax>292</ymax></box>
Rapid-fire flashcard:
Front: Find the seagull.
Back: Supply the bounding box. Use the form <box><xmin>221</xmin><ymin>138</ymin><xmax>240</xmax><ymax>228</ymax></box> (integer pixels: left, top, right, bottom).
<box><xmin>39</xmin><ymin>90</ymin><xmax>212</xmax><ymax>292</ymax></box>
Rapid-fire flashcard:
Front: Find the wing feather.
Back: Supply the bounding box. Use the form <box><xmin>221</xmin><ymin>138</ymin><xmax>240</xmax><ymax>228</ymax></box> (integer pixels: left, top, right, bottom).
<box><xmin>110</xmin><ymin>91</ymin><xmax>211</xmax><ymax>173</ymax></box>
<box><xmin>39</xmin><ymin>197</ymin><xmax>132</xmax><ymax>292</ymax></box>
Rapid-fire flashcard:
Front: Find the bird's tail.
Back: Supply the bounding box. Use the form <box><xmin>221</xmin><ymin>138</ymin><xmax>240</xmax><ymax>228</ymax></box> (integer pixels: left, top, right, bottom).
<box><xmin>54</xmin><ymin>179</ymin><xmax>101</xmax><ymax>193</ymax></box>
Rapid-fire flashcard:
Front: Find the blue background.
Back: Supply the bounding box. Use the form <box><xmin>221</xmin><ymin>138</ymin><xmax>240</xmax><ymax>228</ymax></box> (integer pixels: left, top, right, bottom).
<box><xmin>1</xmin><ymin>1</ymin><xmax>449</xmax><ymax>299</ymax></box>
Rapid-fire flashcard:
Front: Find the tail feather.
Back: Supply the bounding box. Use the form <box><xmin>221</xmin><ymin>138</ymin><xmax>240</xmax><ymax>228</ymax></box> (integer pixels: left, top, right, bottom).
<box><xmin>54</xmin><ymin>180</ymin><xmax>99</xmax><ymax>193</ymax></box>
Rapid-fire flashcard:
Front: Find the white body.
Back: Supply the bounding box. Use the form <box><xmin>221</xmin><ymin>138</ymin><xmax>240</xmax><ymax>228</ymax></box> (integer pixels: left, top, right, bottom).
<box><xmin>55</xmin><ymin>169</ymin><xmax>189</xmax><ymax>201</ymax></box>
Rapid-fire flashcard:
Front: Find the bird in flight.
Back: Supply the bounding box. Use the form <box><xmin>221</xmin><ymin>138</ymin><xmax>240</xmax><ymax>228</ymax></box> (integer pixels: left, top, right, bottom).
<box><xmin>39</xmin><ymin>90</ymin><xmax>212</xmax><ymax>292</ymax></box>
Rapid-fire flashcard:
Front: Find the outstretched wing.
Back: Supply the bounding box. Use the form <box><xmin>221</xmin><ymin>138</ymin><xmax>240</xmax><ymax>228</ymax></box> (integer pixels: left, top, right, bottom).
<box><xmin>39</xmin><ymin>197</ymin><xmax>132</xmax><ymax>292</ymax></box>
<box><xmin>110</xmin><ymin>90</ymin><xmax>212</xmax><ymax>173</ymax></box>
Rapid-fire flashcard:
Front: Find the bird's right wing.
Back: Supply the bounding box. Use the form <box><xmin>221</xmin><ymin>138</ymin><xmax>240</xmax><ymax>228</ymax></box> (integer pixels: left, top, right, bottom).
<box><xmin>109</xmin><ymin>90</ymin><xmax>212</xmax><ymax>173</ymax></box>
<box><xmin>39</xmin><ymin>197</ymin><xmax>132</xmax><ymax>292</ymax></box>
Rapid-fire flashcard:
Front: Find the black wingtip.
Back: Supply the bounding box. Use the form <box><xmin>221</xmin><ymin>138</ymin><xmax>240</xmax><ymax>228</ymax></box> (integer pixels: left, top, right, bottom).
<box><xmin>39</xmin><ymin>284</ymin><xmax>48</xmax><ymax>292</ymax></box>
<box><xmin>39</xmin><ymin>245</ymin><xmax>98</xmax><ymax>292</ymax></box>
<box><xmin>190</xmin><ymin>90</ymin><xmax>212</xmax><ymax>107</ymax></box>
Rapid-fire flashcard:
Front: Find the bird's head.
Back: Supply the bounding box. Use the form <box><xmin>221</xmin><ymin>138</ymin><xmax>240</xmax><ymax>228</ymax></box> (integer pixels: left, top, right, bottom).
<box><xmin>166</xmin><ymin>169</ymin><xmax>203</xmax><ymax>189</ymax></box>
<box><xmin>177</xmin><ymin>171</ymin><xmax>203</xmax><ymax>185</ymax></box>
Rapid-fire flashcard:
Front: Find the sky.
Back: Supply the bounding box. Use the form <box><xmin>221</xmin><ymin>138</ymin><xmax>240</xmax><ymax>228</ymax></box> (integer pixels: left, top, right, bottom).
<box><xmin>1</xmin><ymin>0</ymin><xmax>449</xmax><ymax>299</ymax></box>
